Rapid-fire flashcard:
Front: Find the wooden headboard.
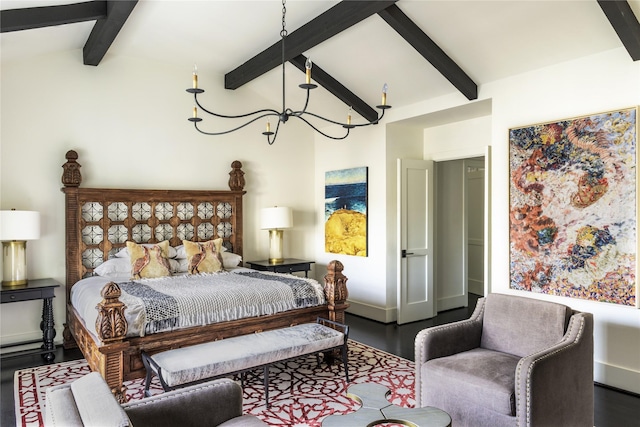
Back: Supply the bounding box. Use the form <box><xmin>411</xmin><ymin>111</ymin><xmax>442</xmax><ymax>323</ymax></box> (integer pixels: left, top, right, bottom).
<box><xmin>60</xmin><ymin>150</ymin><xmax>246</xmax><ymax>304</ymax></box>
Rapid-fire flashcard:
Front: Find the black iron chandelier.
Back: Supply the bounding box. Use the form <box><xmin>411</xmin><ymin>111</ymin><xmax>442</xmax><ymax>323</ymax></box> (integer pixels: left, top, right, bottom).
<box><xmin>187</xmin><ymin>0</ymin><xmax>391</xmax><ymax>145</ymax></box>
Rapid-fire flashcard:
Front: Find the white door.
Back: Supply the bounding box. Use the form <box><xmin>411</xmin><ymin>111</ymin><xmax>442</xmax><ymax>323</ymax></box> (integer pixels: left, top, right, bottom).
<box><xmin>397</xmin><ymin>158</ymin><xmax>434</xmax><ymax>324</ymax></box>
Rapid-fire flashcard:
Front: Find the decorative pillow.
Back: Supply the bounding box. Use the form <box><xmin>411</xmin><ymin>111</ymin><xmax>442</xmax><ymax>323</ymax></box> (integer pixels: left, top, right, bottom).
<box><xmin>94</xmin><ymin>258</ymin><xmax>131</xmax><ymax>277</ymax></box>
<box><xmin>176</xmin><ymin>251</ymin><xmax>241</xmax><ymax>272</ymax></box>
<box><xmin>175</xmin><ymin>244</ymin><xmax>226</xmax><ymax>260</ymax></box>
<box><xmin>127</xmin><ymin>241</ymin><xmax>172</xmax><ymax>279</ymax></box>
<box><xmin>115</xmin><ymin>241</ymin><xmax>177</xmax><ymax>259</ymax></box>
<box><xmin>183</xmin><ymin>239</ymin><xmax>224</xmax><ymax>274</ymax></box>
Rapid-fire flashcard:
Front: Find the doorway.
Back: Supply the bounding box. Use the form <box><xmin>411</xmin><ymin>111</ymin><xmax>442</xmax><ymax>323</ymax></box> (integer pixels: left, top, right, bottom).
<box><xmin>434</xmin><ymin>157</ymin><xmax>485</xmax><ymax>312</ymax></box>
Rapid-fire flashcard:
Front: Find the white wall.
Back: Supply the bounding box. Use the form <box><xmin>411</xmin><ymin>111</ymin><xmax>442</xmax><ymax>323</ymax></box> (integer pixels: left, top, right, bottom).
<box><xmin>313</xmin><ymin>124</ymin><xmax>390</xmax><ymax>319</ymax></box>
<box><xmin>0</xmin><ymin>50</ymin><xmax>316</xmax><ymax>348</ymax></box>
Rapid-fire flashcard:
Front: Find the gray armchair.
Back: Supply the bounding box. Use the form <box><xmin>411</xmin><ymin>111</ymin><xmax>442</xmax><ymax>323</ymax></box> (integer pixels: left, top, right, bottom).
<box><xmin>415</xmin><ymin>293</ymin><xmax>593</xmax><ymax>427</ymax></box>
<box><xmin>45</xmin><ymin>372</ymin><xmax>267</xmax><ymax>427</ymax></box>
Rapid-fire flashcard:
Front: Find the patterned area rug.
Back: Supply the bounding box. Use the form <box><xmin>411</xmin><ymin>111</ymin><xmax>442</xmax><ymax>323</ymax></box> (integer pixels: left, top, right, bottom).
<box><xmin>14</xmin><ymin>340</ymin><xmax>415</xmax><ymax>427</ymax></box>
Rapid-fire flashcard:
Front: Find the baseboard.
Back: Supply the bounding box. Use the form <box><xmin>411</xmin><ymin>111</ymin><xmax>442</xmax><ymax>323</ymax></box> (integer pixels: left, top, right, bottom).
<box><xmin>594</xmin><ymin>360</ymin><xmax>640</xmax><ymax>394</ymax></box>
<box><xmin>346</xmin><ymin>300</ymin><xmax>397</xmax><ymax>323</ymax></box>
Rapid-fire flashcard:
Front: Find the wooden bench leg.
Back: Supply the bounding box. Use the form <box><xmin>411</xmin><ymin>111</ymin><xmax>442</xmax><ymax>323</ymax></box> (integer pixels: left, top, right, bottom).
<box><xmin>263</xmin><ymin>365</ymin><xmax>270</xmax><ymax>408</ymax></box>
<box><xmin>341</xmin><ymin>342</ymin><xmax>350</xmax><ymax>383</ymax></box>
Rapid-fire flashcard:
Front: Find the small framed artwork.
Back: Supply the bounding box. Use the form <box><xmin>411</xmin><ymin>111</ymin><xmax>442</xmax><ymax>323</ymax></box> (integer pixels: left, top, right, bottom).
<box><xmin>325</xmin><ymin>167</ymin><xmax>368</xmax><ymax>257</ymax></box>
<box><xmin>509</xmin><ymin>107</ymin><xmax>637</xmax><ymax>307</ymax></box>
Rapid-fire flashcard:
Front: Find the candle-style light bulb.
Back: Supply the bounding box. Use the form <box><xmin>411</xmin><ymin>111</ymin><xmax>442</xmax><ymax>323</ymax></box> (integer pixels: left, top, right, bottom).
<box><xmin>266</xmin><ymin>121</ymin><xmax>271</xmax><ymax>133</ymax></box>
<box><xmin>381</xmin><ymin>83</ymin><xmax>388</xmax><ymax>106</ymax></box>
<box><xmin>193</xmin><ymin>106</ymin><xmax>197</xmax><ymax>118</ymax></box>
<box><xmin>305</xmin><ymin>57</ymin><xmax>312</xmax><ymax>84</ymax></box>
<box><xmin>193</xmin><ymin>65</ymin><xmax>198</xmax><ymax>89</ymax></box>
<box><xmin>347</xmin><ymin>106</ymin><xmax>352</xmax><ymax>125</ymax></box>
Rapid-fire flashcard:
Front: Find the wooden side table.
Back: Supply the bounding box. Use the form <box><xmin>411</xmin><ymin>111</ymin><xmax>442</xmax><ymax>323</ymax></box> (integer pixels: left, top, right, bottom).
<box><xmin>246</xmin><ymin>259</ymin><xmax>315</xmax><ymax>277</ymax></box>
<box><xmin>1</xmin><ymin>278</ymin><xmax>60</xmax><ymax>362</ymax></box>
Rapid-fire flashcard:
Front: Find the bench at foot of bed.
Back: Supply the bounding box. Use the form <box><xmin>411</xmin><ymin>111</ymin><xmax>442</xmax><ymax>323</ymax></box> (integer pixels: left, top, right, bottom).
<box><xmin>141</xmin><ymin>318</ymin><xmax>349</xmax><ymax>406</ymax></box>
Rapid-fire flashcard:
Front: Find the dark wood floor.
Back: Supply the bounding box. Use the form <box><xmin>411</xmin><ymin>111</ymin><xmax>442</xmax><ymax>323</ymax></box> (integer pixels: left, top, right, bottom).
<box><xmin>2</xmin><ymin>294</ymin><xmax>639</xmax><ymax>426</ymax></box>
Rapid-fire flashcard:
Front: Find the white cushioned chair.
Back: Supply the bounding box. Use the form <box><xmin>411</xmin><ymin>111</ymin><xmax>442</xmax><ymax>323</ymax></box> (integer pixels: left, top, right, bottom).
<box><xmin>45</xmin><ymin>372</ymin><xmax>267</xmax><ymax>427</ymax></box>
<box><xmin>415</xmin><ymin>293</ymin><xmax>594</xmax><ymax>427</ymax></box>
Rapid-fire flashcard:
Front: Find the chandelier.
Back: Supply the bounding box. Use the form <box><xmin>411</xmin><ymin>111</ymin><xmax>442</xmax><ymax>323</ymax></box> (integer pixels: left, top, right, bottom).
<box><xmin>186</xmin><ymin>0</ymin><xmax>391</xmax><ymax>145</ymax></box>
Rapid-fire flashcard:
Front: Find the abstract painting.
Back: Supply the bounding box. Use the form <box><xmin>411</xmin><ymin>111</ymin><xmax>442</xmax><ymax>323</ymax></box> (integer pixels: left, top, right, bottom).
<box><xmin>509</xmin><ymin>107</ymin><xmax>637</xmax><ymax>306</ymax></box>
<box><xmin>325</xmin><ymin>167</ymin><xmax>368</xmax><ymax>256</ymax></box>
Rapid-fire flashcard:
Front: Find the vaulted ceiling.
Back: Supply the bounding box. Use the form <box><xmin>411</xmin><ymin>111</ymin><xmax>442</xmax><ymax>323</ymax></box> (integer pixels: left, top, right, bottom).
<box><xmin>2</xmin><ymin>0</ymin><xmax>639</xmax><ymax>122</ymax></box>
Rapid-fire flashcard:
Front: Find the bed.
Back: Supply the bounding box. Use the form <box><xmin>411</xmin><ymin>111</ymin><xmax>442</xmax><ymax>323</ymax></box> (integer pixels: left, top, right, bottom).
<box><xmin>60</xmin><ymin>150</ymin><xmax>349</xmax><ymax>402</ymax></box>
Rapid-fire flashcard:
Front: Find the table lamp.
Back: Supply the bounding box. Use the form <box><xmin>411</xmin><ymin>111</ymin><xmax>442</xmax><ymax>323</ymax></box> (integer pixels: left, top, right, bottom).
<box><xmin>0</xmin><ymin>210</ymin><xmax>40</xmax><ymax>286</ymax></box>
<box><xmin>260</xmin><ymin>206</ymin><xmax>292</xmax><ymax>264</ymax></box>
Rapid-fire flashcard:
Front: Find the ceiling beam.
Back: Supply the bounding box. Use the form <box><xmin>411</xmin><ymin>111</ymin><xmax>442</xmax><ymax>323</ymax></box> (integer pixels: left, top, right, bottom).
<box><xmin>0</xmin><ymin>1</ymin><xmax>106</xmax><ymax>33</ymax></box>
<box><xmin>290</xmin><ymin>55</ymin><xmax>379</xmax><ymax>123</ymax></box>
<box><xmin>378</xmin><ymin>4</ymin><xmax>477</xmax><ymax>100</ymax></box>
<box><xmin>597</xmin><ymin>0</ymin><xmax>640</xmax><ymax>61</ymax></box>
<box><xmin>83</xmin><ymin>1</ymin><xmax>138</xmax><ymax>66</ymax></box>
<box><xmin>225</xmin><ymin>0</ymin><xmax>398</xmax><ymax>90</ymax></box>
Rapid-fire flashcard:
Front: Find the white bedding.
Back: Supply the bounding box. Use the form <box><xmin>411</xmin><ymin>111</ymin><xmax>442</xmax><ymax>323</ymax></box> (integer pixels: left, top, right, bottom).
<box><xmin>71</xmin><ymin>268</ymin><xmax>326</xmax><ymax>341</ymax></box>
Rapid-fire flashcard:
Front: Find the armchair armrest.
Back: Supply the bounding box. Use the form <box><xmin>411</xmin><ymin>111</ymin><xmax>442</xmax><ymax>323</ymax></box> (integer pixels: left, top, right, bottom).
<box><xmin>414</xmin><ymin>297</ymin><xmax>485</xmax><ymax>364</ymax></box>
<box><xmin>123</xmin><ymin>378</ymin><xmax>243</xmax><ymax>427</ymax></box>
<box><xmin>515</xmin><ymin>312</ymin><xmax>594</xmax><ymax>427</ymax></box>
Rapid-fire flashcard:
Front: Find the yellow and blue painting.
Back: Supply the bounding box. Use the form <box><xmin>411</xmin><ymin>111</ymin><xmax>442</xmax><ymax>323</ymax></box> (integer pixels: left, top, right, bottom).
<box><xmin>325</xmin><ymin>167</ymin><xmax>368</xmax><ymax>256</ymax></box>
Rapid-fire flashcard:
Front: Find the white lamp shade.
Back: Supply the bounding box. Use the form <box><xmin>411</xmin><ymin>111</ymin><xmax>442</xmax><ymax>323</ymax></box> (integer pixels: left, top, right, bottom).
<box><xmin>261</xmin><ymin>207</ymin><xmax>293</xmax><ymax>230</ymax></box>
<box><xmin>0</xmin><ymin>210</ymin><xmax>40</xmax><ymax>240</ymax></box>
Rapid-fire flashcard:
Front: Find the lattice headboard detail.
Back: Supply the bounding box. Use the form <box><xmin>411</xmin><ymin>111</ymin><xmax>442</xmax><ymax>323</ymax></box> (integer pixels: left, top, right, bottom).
<box><xmin>61</xmin><ymin>150</ymin><xmax>246</xmax><ymax>301</ymax></box>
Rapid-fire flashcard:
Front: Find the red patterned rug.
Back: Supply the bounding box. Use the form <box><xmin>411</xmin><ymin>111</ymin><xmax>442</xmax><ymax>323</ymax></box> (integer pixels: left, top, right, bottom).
<box><xmin>14</xmin><ymin>340</ymin><xmax>415</xmax><ymax>427</ymax></box>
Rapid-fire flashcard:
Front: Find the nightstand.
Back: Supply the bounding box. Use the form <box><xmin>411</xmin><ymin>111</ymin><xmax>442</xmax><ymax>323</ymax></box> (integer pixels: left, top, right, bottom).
<box><xmin>1</xmin><ymin>278</ymin><xmax>60</xmax><ymax>361</ymax></box>
<box><xmin>246</xmin><ymin>259</ymin><xmax>315</xmax><ymax>277</ymax></box>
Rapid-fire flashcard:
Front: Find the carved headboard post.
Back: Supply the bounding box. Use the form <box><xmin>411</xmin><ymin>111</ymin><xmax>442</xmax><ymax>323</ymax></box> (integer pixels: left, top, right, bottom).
<box><xmin>228</xmin><ymin>160</ymin><xmax>245</xmax><ymax>191</ymax></box>
<box><xmin>323</xmin><ymin>260</ymin><xmax>350</xmax><ymax>325</ymax></box>
<box><xmin>228</xmin><ymin>160</ymin><xmax>246</xmax><ymax>258</ymax></box>
<box><xmin>61</xmin><ymin>151</ymin><xmax>83</xmax><ymax>348</ymax></box>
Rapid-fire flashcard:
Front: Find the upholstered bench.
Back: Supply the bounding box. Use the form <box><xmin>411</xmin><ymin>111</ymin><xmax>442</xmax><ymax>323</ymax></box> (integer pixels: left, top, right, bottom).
<box><xmin>141</xmin><ymin>317</ymin><xmax>349</xmax><ymax>406</ymax></box>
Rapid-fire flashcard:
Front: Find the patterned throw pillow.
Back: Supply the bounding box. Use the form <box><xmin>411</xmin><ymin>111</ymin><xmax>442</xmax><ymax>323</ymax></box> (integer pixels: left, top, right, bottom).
<box><xmin>127</xmin><ymin>240</ymin><xmax>172</xmax><ymax>279</ymax></box>
<box><xmin>183</xmin><ymin>238</ymin><xmax>224</xmax><ymax>274</ymax></box>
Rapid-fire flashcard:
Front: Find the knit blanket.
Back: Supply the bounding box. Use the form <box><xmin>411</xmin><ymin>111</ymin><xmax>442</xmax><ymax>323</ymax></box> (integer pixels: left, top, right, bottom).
<box><xmin>116</xmin><ymin>271</ymin><xmax>326</xmax><ymax>336</ymax></box>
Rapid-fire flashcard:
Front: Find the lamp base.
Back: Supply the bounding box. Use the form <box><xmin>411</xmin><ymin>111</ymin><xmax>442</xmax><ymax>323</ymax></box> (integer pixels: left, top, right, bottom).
<box><xmin>2</xmin><ymin>241</ymin><xmax>29</xmax><ymax>287</ymax></box>
<box><xmin>268</xmin><ymin>229</ymin><xmax>284</xmax><ymax>264</ymax></box>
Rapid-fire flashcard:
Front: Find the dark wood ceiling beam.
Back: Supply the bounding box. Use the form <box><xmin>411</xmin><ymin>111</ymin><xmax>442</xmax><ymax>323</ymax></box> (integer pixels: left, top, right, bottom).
<box><xmin>597</xmin><ymin>0</ymin><xmax>640</xmax><ymax>61</ymax></box>
<box><xmin>378</xmin><ymin>4</ymin><xmax>477</xmax><ymax>100</ymax></box>
<box><xmin>0</xmin><ymin>1</ymin><xmax>106</xmax><ymax>33</ymax></box>
<box><xmin>290</xmin><ymin>55</ymin><xmax>378</xmax><ymax>122</ymax></box>
<box><xmin>225</xmin><ymin>0</ymin><xmax>398</xmax><ymax>90</ymax></box>
<box><xmin>83</xmin><ymin>0</ymin><xmax>138</xmax><ymax>66</ymax></box>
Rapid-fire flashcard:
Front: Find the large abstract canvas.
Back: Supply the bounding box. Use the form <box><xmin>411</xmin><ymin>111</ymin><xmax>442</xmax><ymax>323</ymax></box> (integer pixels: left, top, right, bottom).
<box><xmin>325</xmin><ymin>167</ymin><xmax>368</xmax><ymax>256</ymax></box>
<box><xmin>509</xmin><ymin>107</ymin><xmax>637</xmax><ymax>307</ymax></box>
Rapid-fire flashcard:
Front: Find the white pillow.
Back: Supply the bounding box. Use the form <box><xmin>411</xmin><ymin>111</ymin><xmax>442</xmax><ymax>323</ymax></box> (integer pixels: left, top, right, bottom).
<box><xmin>115</xmin><ymin>242</ymin><xmax>178</xmax><ymax>259</ymax></box>
<box><xmin>176</xmin><ymin>251</ymin><xmax>241</xmax><ymax>272</ymax></box>
<box><xmin>95</xmin><ymin>257</ymin><xmax>181</xmax><ymax>277</ymax></box>
<box><xmin>222</xmin><ymin>251</ymin><xmax>242</xmax><ymax>268</ymax></box>
<box><xmin>94</xmin><ymin>258</ymin><xmax>130</xmax><ymax>277</ymax></box>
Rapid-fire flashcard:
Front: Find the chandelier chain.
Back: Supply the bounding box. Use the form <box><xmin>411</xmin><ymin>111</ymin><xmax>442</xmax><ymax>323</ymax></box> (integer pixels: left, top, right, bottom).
<box><xmin>280</xmin><ymin>0</ymin><xmax>287</xmax><ymax>38</ymax></box>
